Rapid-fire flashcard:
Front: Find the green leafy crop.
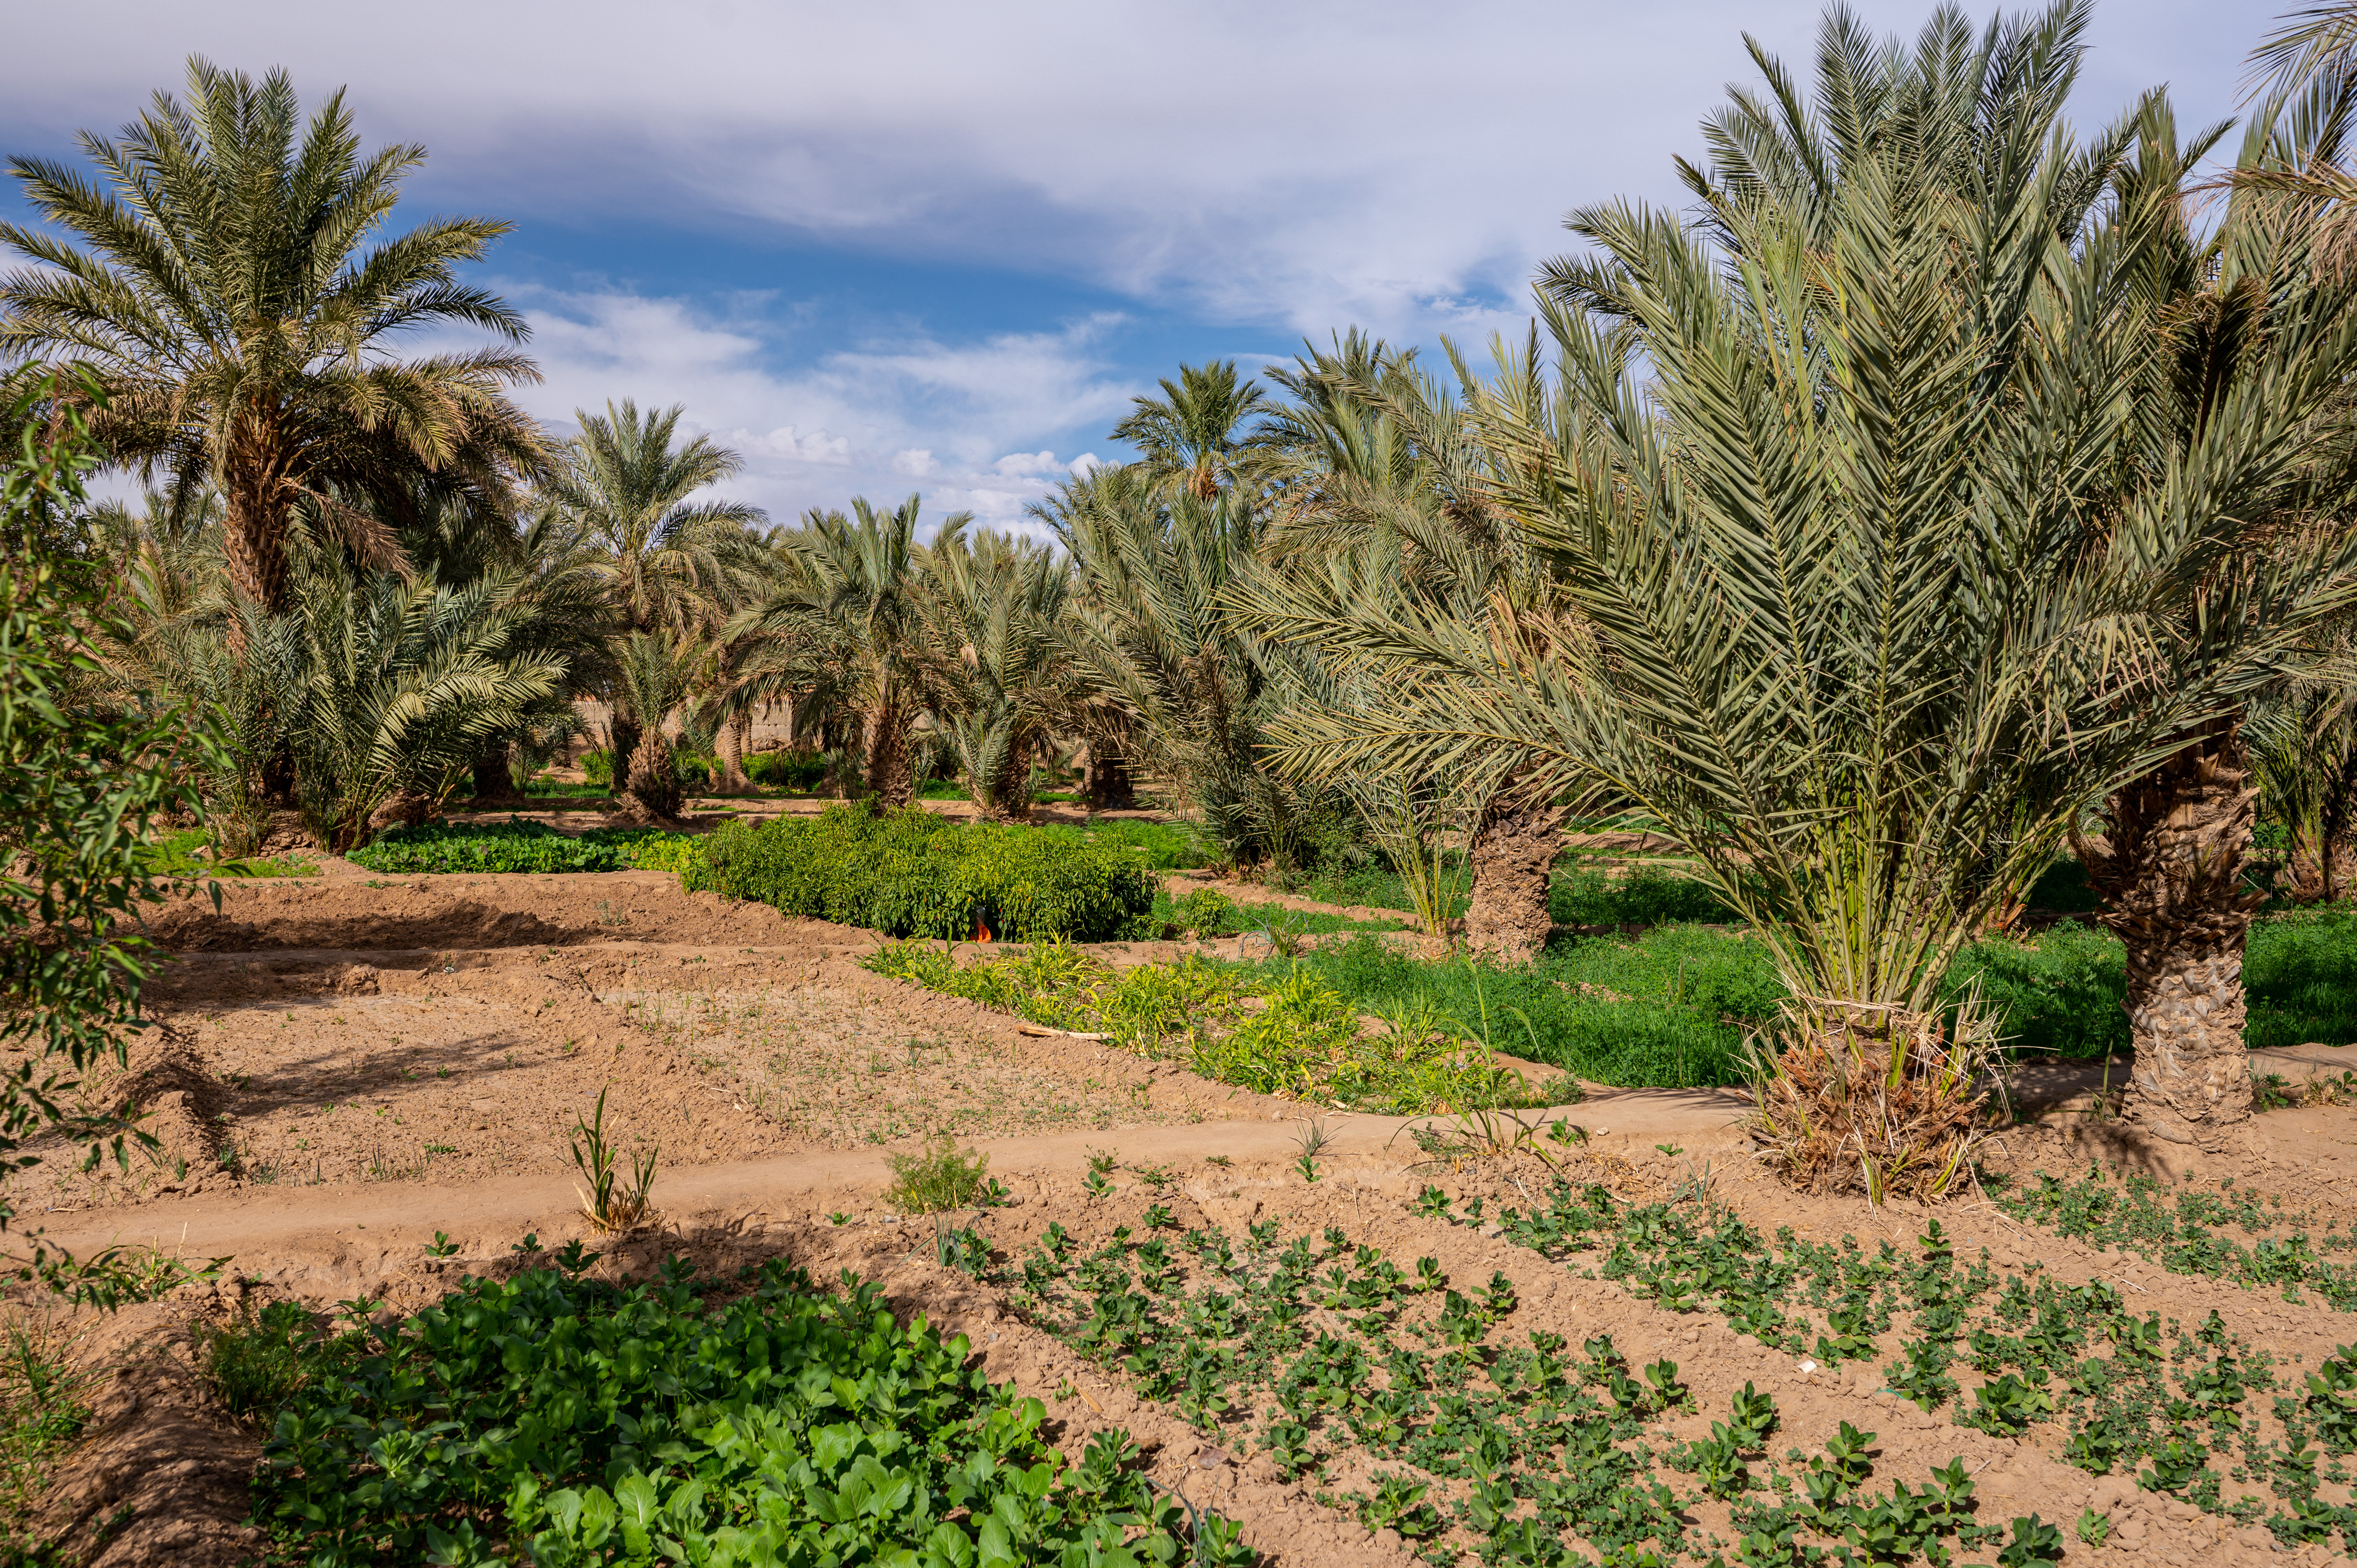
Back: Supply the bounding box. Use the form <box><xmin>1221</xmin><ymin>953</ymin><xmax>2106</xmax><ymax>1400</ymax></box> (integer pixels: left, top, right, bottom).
<box><xmin>347</xmin><ymin>819</ymin><xmax>698</xmax><ymax>875</ymax></box>
<box><xmin>249</xmin><ymin>1256</ymin><xmax>1248</xmax><ymax>1566</ymax></box>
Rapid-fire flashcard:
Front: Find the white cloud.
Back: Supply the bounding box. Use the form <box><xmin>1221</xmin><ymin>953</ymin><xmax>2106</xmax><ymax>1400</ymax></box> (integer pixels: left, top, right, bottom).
<box><xmin>504</xmin><ymin>286</ymin><xmax>1138</xmax><ymax>533</ymax></box>
<box><xmin>0</xmin><ymin>2</ymin><xmax>2256</xmax><ymax>345</ymax></box>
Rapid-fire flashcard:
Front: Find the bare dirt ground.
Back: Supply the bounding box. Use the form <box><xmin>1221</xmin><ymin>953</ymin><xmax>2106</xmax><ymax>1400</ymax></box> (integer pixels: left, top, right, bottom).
<box><xmin>10</xmin><ymin>862</ymin><xmax>2357</xmax><ymax>1567</ymax></box>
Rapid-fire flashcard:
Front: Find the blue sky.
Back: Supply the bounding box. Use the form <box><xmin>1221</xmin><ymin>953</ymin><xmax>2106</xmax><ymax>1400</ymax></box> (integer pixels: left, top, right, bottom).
<box><xmin>5</xmin><ymin>0</ymin><xmax>2265</xmax><ymax>533</ymax></box>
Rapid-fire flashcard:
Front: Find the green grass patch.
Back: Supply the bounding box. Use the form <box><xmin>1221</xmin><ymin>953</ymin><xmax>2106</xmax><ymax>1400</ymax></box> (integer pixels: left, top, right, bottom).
<box><xmin>2248</xmin><ymin>904</ymin><xmax>2357</xmax><ymax>1051</ymax></box>
<box><xmin>1228</xmin><ymin>932</ymin><xmax>1765</xmax><ymax>1089</ymax></box>
<box><xmin>693</xmin><ymin>806</ymin><xmax>1157</xmax><ymax>942</ymax></box>
<box><xmin>234</xmin><ymin>1252</ymin><xmax>1251</xmax><ymax>1566</ymax></box>
<box><xmin>1081</xmin><ymin>818</ymin><xmax>1213</xmax><ymax>869</ymax></box>
<box><xmin>346</xmin><ymin>819</ymin><xmax>697</xmax><ymax>874</ymax></box>
<box><xmin>0</xmin><ymin>1316</ymin><xmax>93</xmax><ymax>1539</ymax></box>
<box><xmin>862</xmin><ymin>940</ymin><xmax>1557</xmax><ymax>1114</ymax></box>
<box><xmin>1146</xmin><ymin>886</ymin><xmax>1404</xmax><ymax>939</ymax></box>
<box><xmin>141</xmin><ymin>826</ymin><xmax>317</xmax><ymax>879</ymax></box>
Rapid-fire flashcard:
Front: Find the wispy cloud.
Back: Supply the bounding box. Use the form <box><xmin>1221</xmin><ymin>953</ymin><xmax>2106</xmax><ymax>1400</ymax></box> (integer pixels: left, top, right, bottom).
<box><xmin>0</xmin><ymin>1</ymin><xmax>2250</xmax><ymax>346</ymax></box>
<box><xmin>505</xmin><ymin>286</ymin><xmax>1128</xmax><ymax>531</ymax></box>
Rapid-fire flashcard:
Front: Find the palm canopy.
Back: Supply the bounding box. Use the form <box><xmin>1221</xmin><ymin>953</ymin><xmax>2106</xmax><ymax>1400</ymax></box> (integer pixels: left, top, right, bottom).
<box><xmin>725</xmin><ymin>494</ymin><xmax>965</xmax><ymax>810</ymax></box>
<box><xmin>0</xmin><ymin>57</ymin><xmax>544</xmax><ymax>613</ymax></box>
<box><xmin>1111</xmin><ymin>360</ymin><xmax>1278</xmax><ymax>505</ymax></box>
<box><xmin>921</xmin><ymin>528</ymin><xmax>1076</xmax><ymax>819</ymax></box>
<box><xmin>549</xmin><ymin>399</ymin><xmax>768</xmax><ymax>639</ymax></box>
<box><xmin>1236</xmin><ymin>78</ymin><xmax>2357</xmax><ymax>1191</ymax></box>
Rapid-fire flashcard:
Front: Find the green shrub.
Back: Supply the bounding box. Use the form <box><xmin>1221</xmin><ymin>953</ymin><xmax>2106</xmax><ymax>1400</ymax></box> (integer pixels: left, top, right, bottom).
<box><xmin>744</xmin><ymin>750</ymin><xmax>828</xmax><ymax>790</ymax></box>
<box><xmin>694</xmin><ymin>807</ymin><xmax>1157</xmax><ymax>942</ymax></box>
<box><xmin>197</xmin><ymin>1298</ymin><xmax>313</xmax><ymax>1423</ymax></box>
<box><xmin>883</xmin><ymin>1133</ymin><xmax>1000</xmax><ymax>1214</ymax></box>
<box><xmin>581</xmin><ymin>747</ymin><xmax>613</xmax><ymax>786</ymax></box>
<box><xmin>249</xmin><ymin>1258</ymin><xmax>1244</xmax><ymax>1567</ymax></box>
<box><xmin>346</xmin><ymin>819</ymin><xmax>695</xmax><ymax>874</ymax></box>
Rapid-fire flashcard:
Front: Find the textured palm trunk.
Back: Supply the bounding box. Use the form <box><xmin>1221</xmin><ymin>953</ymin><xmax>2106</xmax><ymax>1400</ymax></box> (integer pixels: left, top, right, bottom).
<box><xmin>981</xmin><ymin>738</ymin><xmax>1032</xmax><ymax>823</ymax></box>
<box><xmin>865</xmin><ymin>702</ymin><xmax>914</xmax><ymax>812</ymax></box>
<box><xmin>222</xmin><ymin>429</ymin><xmax>295</xmax><ymax>620</ymax></box>
<box><xmin>1085</xmin><ymin>736</ymin><xmax>1137</xmax><ymax>812</ymax></box>
<box><xmin>624</xmin><ymin>725</ymin><xmax>684</xmax><ymax>821</ymax></box>
<box><xmin>2282</xmin><ymin>752</ymin><xmax>2357</xmax><ymax>905</ymax></box>
<box><xmin>715</xmin><ymin>713</ymin><xmax>751</xmax><ymax>795</ymax></box>
<box><xmin>1463</xmin><ymin>786</ymin><xmax>1567</xmax><ymax>964</ymax></box>
<box><xmin>2074</xmin><ymin>720</ymin><xmax>2263</xmax><ymax>1150</ymax></box>
<box><xmin>607</xmin><ymin>713</ymin><xmax>643</xmax><ymax>798</ymax></box>
<box><xmin>471</xmin><ymin>742</ymin><xmax>520</xmax><ymax>803</ymax></box>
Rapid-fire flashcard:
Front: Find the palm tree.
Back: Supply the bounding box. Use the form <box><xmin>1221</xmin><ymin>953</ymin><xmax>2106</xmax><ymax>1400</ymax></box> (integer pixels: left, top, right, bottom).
<box><xmin>725</xmin><ymin>496</ymin><xmax>958</xmax><ymax>812</ymax></box>
<box><xmin>1592</xmin><ymin>0</ymin><xmax>2357</xmax><ymax>1152</ymax></box>
<box><xmin>548</xmin><ymin>399</ymin><xmax>765</xmax><ymax>786</ymax></box>
<box><xmin>922</xmin><ymin>529</ymin><xmax>1076</xmax><ymax>820</ymax></box>
<box><xmin>1240</xmin><ymin>47</ymin><xmax>2357</xmax><ymax>1196</ymax></box>
<box><xmin>0</xmin><ymin>57</ymin><xmax>544</xmax><ymax>617</ymax></box>
<box><xmin>1255</xmin><ymin>331</ymin><xmax>1569</xmax><ymax>956</ymax></box>
<box><xmin>405</xmin><ymin>489</ymin><xmax>617</xmax><ymax>801</ymax></box>
<box><xmin>1042</xmin><ymin>466</ymin><xmax>1331</xmax><ymax>869</ymax></box>
<box><xmin>1112</xmin><ymin>360</ymin><xmax>1279</xmax><ymax>508</ymax></box>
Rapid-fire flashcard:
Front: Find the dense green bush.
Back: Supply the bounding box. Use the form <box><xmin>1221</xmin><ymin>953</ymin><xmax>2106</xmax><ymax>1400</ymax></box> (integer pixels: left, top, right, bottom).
<box><xmin>694</xmin><ymin>807</ymin><xmax>1158</xmax><ymax>941</ymax></box>
<box><xmin>744</xmin><ymin>750</ymin><xmax>828</xmax><ymax>790</ymax></box>
<box><xmin>347</xmin><ymin>819</ymin><xmax>696</xmax><ymax>874</ymax></box>
<box><xmin>245</xmin><ymin>1255</ymin><xmax>1247</xmax><ymax>1566</ymax></box>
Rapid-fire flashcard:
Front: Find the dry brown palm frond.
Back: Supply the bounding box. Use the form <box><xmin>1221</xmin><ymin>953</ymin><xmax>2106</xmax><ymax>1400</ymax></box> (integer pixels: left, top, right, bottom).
<box><xmin>1742</xmin><ymin>996</ymin><xmax>1997</xmax><ymax>1205</ymax></box>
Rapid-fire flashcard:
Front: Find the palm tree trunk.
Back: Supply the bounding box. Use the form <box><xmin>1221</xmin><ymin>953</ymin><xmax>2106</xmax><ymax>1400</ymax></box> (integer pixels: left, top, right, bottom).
<box><xmin>2074</xmin><ymin>719</ymin><xmax>2263</xmax><ymax>1150</ymax></box>
<box><xmin>222</xmin><ymin>439</ymin><xmax>293</xmax><ymax>618</ymax></box>
<box><xmin>606</xmin><ymin>712</ymin><xmax>641</xmax><ymax>798</ymax></box>
<box><xmin>1085</xmin><ymin>736</ymin><xmax>1137</xmax><ymax>812</ymax></box>
<box><xmin>472</xmin><ymin>741</ymin><xmax>520</xmax><ymax>803</ymax></box>
<box><xmin>624</xmin><ymin>724</ymin><xmax>684</xmax><ymax>821</ymax></box>
<box><xmin>866</xmin><ymin>703</ymin><xmax>914</xmax><ymax>812</ymax></box>
<box><xmin>716</xmin><ymin>712</ymin><xmax>751</xmax><ymax>795</ymax></box>
<box><xmin>1463</xmin><ymin>784</ymin><xmax>1566</xmax><ymax>964</ymax></box>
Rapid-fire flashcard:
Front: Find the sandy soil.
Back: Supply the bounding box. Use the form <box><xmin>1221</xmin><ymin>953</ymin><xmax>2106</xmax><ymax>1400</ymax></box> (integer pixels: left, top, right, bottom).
<box><xmin>11</xmin><ymin>861</ymin><xmax>2357</xmax><ymax>1568</ymax></box>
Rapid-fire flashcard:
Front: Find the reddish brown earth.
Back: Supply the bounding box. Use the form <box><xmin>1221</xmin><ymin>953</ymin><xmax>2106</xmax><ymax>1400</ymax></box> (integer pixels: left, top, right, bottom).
<box><xmin>10</xmin><ymin>863</ymin><xmax>2357</xmax><ymax>1567</ymax></box>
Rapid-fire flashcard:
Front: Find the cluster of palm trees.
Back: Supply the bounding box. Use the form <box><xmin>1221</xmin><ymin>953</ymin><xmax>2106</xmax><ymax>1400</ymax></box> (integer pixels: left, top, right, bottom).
<box><xmin>10</xmin><ymin>2</ymin><xmax>2357</xmax><ymax>1186</ymax></box>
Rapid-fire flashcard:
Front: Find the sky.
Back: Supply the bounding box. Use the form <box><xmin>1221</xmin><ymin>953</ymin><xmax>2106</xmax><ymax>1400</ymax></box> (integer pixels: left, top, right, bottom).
<box><xmin>2</xmin><ymin>0</ymin><xmax>2271</xmax><ymax>535</ymax></box>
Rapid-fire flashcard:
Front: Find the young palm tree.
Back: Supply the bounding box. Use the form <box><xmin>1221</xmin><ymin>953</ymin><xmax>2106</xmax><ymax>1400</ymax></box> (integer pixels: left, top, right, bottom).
<box><xmin>1242</xmin><ymin>69</ymin><xmax>2357</xmax><ymax>1196</ymax></box>
<box><xmin>1112</xmin><ymin>361</ymin><xmax>1280</xmax><ymax>509</ymax></box>
<box><xmin>548</xmin><ymin>399</ymin><xmax>764</xmax><ymax>786</ymax></box>
<box><xmin>0</xmin><ymin>58</ymin><xmax>544</xmax><ymax>616</ymax></box>
<box><xmin>922</xmin><ymin>529</ymin><xmax>1076</xmax><ymax>819</ymax></box>
<box><xmin>725</xmin><ymin>496</ymin><xmax>959</xmax><ymax>812</ymax></box>
<box><xmin>269</xmin><ymin>553</ymin><xmax>565</xmax><ymax>851</ymax></box>
<box><xmin>1256</xmin><ymin>331</ymin><xmax>1571</xmax><ymax>956</ymax></box>
<box><xmin>1042</xmin><ymin>466</ymin><xmax>1330</xmax><ymax>869</ymax></box>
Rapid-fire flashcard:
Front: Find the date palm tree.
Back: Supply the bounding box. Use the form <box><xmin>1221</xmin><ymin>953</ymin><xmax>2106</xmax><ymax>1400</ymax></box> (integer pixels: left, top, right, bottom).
<box><xmin>725</xmin><ymin>495</ymin><xmax>959</xmax><ymax>812</ymax></box>
<box><xmin>0</xmin><ymin>57</ymin><xmax>544</xmax><ymax>616</ymax></box>
<box><xmin>1112</xmin><ymin>360</ymin><xmax>1279</xmax><ymax>510</ymax></box>
<box><xmin>921</xmin><ymin>528</ymin><xmax>1077</xmax><ymax>820</ymax></box>
<box><xmin>548</xmin><ymin>399</ymin><xmax>765</xmax><ymax>785</ymax></box>
<box><xmin>1240</xmin><ymin>61</ymin><xmax>2357</xmax><ymax>1195</ymax></box>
